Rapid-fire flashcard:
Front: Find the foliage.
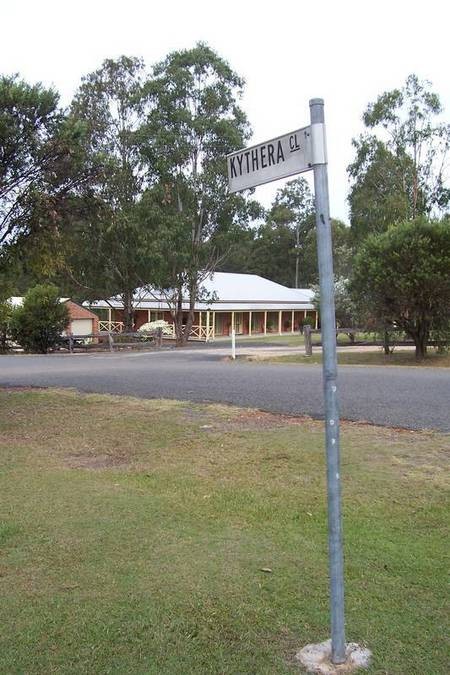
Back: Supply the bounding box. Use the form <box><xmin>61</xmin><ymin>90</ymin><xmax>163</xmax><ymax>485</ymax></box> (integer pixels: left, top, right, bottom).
<box><xmin>269</xmin><ymin>178</ymin><xmax>315</xmax><ymax>287</ymax></box>
<box><xmin>0</xmin><ymin>299</ymin><xmax>12</xmax><ymax>352</ymax></box>
<box><xmin>350</xmin><ymin>219</ymin><xmax>450</xmax><ymax>358</ymax></box>
<box><xmin>68</xmin><ymin>56</ymin><xmax>153</xmax><ymax>329</ymax></box>
<box><xmin>313</xmin><ymin>277</ymin><xmax>360</xmax><ymax>339</ymax></box>
<box><xmin>231</xmin><ymin>217</ymin><xmax>351</xmax><ymax>288</ymax></box>
<box><xmin>250</xmin><ymin>220</ymin><xmax>298</xmax><ymax>287</ymax></box>
<box><xmin>301</xmin><ymin>315</ymin><xmax>315</xmax><ymax>328</ymax></box>
<box><xmin>138</xmin><ymin>320</ymin><xmax>172</xmax><ymax>335</ymax></box>
<box><xmin>10</xmin><ymin>284</ymin><xmax>69</xmax><ymax>353</ymax></box>
<box><xmin>0</xmin><ymin>74</ymin><xmax>96</xmax><ymax>252</ymax></box>
<box><xmin>138</xmin><ymin>43</ymin><xmax>251</xmax><ymax>344</ymax></box>
<box><xmin>348</xmin><ymin>74</ymin><xmax>450</xmax><ymax>243</ymax></box>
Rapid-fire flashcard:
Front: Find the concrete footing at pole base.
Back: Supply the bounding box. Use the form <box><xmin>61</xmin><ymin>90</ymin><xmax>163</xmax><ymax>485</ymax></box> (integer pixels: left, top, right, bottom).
<box><xmin>295</xmin><ymin>640</ymin><xmax>371</xmax><ymax>673</ymax></box>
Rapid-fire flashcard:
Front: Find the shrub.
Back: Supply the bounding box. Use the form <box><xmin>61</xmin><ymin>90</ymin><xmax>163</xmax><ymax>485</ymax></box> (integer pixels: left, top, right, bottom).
<box><xmin>137</xmin><ymin>320</ymin><xmax>173</xmax><ymax>335</ymax></box>
<box><xmin>0</xmin><ymin>300</ymin><xmax>12</xmax><ymax>352</ymax></box>
<box><xmin>10</xmin><ymin>285</ymin><xmax>69</xmax><ymax>353</ymax></box>
<box><xmin>302</xmin><ymin>316</ymin><xmax>315</xmax><ymax>327</ymax></box>
<box><xmin>350</xmin><ymin>219</ymin><xmax>450</xmax><ymax>359</ymax></box>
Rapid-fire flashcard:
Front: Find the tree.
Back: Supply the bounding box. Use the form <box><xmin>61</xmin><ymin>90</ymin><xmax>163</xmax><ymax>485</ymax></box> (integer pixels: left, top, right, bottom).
<box><xmin>249</xmin><ymin>220</ymin><xmax>297</xmax><ymax>287</ymax></box>
<box><xmin>220</xmin><ymin>216</ymin><xmax>351</xmax><ymax>289</ymax></box>
<box><xmin>139</xmin><ymin>43</ymin><xmax>251</xmax><ymax>344</ymax></box>
<box><xmin>69</xmin><ymin>56</ymin><xmax>153</xmax><ymax>329</ymax></box>
<box><xmin>313</xmin><ymin>277</ymin><xmax>361</xmax><ymax>341</ymax></box>
<box><xmin>348</xmin><ymin>75</ymin><xmax>450</xmax><ymax>243</ymax></box>
<box><xmin>10</xmin><ymin>284</ymin><xmax>69</xmax><ymax>353</ymax></box>
<box><xmin>0</xmin><ymin>299</ymin><xmax>12</xmax><ymax>352</ymax></box>
<box><xmin>0</xmin><ymin>75</ymin><xmax>95</xmax><ymax>250</ymax></box>
<box><xmin>269</xmin><ymin>178</ymin><xmax>315</xmax><ymax>287</ymax></box>
<box><xmin>215</xmin><ymin>223</ymin><xmax>257</xmax><ymax>274</ymax></box>
<box><xmin>350</xmin><ymin>219</ymin><xmax>450</xmax><ymax>359</ymax></box>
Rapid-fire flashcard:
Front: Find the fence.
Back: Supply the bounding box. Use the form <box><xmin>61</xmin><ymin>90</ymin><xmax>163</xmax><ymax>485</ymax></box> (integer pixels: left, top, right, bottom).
<box><xmin>163</xmin><ymin>323</ymin><xmax>214</xmax><ymax>342</ymax></box>
<box><xmin>65</xmin><ymin>329</ymin><xmax>163</xmax><ymax>353</ymax></box>
<box><xmin>302</xmin><ymin>326</ymin><xmax>427</xmax><ymax>356</ymax></box>
<box><xmin>304</xmin><ymin>326</ymin><xmax>363</xmax><ymax>356</ymax></box>
<box><xmin>98</xmin><ymin>321</ymin><xmax>213</xmax><ymax>342</ymax></box>
<box><xmin>98</xmin><ymin>321</ymin><xmax>124</xmax><ymax>333</ymax></box>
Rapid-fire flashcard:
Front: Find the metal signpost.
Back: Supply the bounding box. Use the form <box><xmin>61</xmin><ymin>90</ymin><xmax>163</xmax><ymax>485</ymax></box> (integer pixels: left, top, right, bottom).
<box><xmin>227</xmin><ymin>99</ymin><xmax>346</xmax><ymax>665</ymax></box>
<box><xmin>227</xmin><ymin>125</ymin><xmax>312</xmax><ymax>193</ymax></box>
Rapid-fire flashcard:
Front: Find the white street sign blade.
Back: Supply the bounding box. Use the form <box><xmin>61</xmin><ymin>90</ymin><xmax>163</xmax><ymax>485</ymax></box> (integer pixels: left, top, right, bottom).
<box><xmin>227</xmin><ymin>126</ymin><xmax>312</xmax><ymax>193</ymax></box>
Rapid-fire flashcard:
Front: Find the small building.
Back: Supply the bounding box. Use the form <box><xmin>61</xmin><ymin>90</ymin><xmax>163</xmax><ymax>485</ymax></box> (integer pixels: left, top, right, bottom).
<box><xmin>88</xmin><ymin>272</ymin><xmax>318</xmax><ymax>340</ymax></box>
<box><xmin>63</xmin><ymin>301</ymin><xmax>99</xmax><ymax>336</ymax></box>
<box><xmin>10</xmin><ymin>297</ymin><xmax>99</xmax><ymax>336</ymax></box>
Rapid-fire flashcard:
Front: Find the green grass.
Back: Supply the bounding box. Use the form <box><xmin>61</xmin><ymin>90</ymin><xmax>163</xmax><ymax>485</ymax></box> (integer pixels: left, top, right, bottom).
<box><xmin>234</xmin><ymin>332</ymin><xmax>373</xmax><ymax>347</ymax></box>
<box><xmin>250</xmin><ymin>349</ymin><xmax>450</xmax><ymax>367</ymax></box>
<box><xmin>0</xmin><ymin>389</ymin><xmax>449</xmax><ymax>673</ymax></box>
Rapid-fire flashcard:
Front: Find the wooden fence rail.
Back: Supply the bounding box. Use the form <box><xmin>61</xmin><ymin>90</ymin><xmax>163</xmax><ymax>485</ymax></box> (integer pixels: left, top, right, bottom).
<box><xmin>65</xmin><ymin>329</ymin><xmax>163</xmax><ymax>353</ymax></box>
<box><xmin>303</xmin><ymin>326</ymin><xmax>444</xmax><ymax>356</ymax></box>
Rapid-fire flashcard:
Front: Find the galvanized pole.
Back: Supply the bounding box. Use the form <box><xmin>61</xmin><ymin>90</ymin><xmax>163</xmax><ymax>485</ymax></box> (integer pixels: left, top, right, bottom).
<box><xmin>309</xmin><ymin>98</ymin><xmax>346</xmax><ymax>664</ymax></box>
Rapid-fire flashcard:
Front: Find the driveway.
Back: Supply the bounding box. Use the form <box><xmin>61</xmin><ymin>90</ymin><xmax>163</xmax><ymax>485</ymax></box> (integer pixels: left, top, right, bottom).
<box><xmin>1</xmin><ymin>347</ymin><xmax>449</xmax><ymax>432</ymax></box>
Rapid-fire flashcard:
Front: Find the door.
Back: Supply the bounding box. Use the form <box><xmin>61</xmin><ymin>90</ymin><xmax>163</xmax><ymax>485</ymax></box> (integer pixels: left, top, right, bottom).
<box><xmin>70</xmin><ymin>319</ymin><xmax>92</xmax><ymax>336</ymax></box>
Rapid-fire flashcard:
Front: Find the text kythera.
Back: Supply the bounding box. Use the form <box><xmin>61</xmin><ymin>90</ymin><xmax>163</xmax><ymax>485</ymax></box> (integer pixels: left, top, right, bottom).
<box><xmin>229</xmin><ymin>141</ymin><xmax>285</xmax><ymax>178</ymax></box>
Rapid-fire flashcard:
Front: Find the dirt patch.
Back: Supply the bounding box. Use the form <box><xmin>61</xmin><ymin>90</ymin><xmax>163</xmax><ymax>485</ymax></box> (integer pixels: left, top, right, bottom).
<box><xmin>181</xmin><ymin>405</ymin><xmax>316</xmax><ymax>432</ymax></box>
<box><xmin>0</xmin><ymin>385</ymin><xmax>47</xmax><ymax>393</ymax></box>
<box><xmin>228</xmin><ymin>409</ymin><xmax>313</xmax><ymax>429</ymax></box>
<box><xmin>64</xmin><ymin>453</ymin><xmax>130</xmax><ymax>470</ymax></box>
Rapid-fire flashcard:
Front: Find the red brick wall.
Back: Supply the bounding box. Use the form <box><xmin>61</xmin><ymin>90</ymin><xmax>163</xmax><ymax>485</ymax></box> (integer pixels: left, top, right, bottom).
<box><xmin>134</xmin><ymin>310</ymin><xmax>148</xmax><ymax>329</ymax></box>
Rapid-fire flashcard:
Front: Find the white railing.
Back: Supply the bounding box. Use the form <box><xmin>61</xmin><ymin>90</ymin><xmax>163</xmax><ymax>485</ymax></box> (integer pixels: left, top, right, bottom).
<box><xmin>188</xmin><ymin>325</ymin><xmax>214</xmax><ymax>341</ymax></box>
<box><xmin>99</xmin><ymin>321</ymin><xmax>124</xmax><ymax>333</ymax></box>
<box><xmin>98</xmin><ymin>321</ymin><xmax>213</xmax><ymax>341</ymax></box>
<box><xmin>164</xmin><ymin>323</ymin><xmax>214</xmax><ymax>342</ymax></box>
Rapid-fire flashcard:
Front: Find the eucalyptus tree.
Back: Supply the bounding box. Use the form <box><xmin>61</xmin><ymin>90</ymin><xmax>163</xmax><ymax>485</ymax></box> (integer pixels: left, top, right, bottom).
<box><xmin>69</xmin><ymin>56</ymin><xmax>152</xmax><ymax>329</ymax></box>
<box><xmin>269</xmin><ymin>177</ymin><xmax>314</xmax><ymax>287</ymax></box>
<box><xmin>139</xmin><ymin>42</ymin><xmax>251</xmax><ymax>344</ymax></box>
<box><xmin>0</xmin><ymin>74</ymin><xmax>93</xmax><ymax>251</ymax></box>
<box><xmin>348</xmin><ymin>74</ymin><xmax>450</xmax><ymax>243</ymax></box>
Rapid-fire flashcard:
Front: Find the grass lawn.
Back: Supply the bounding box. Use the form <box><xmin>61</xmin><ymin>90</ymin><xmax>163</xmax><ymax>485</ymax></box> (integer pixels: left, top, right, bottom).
<box><xmin>0</xmin><ymin>389</ymin><xmax>448</xmax><ymax>674</ymax></box>
<box><xmin>235</xmin><ymin>333</ymin><xmax>373</xmax><ymax>348</ymax></box>
<box><xmin>249</xmin><ymin>349</ymin><xmax>450</xmax><ymax>368</ymax></box>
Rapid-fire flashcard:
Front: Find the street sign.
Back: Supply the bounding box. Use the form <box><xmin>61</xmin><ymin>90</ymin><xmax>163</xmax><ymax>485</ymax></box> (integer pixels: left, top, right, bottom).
<box><xmin>227</xmin><ymin>126</ymin><xmax>312</xmax><ymax>193</ymax></box>
<box><xmin>227</xmin><ymin>102</ymin><xmax>348</xmax><ymax>666</ymax></box>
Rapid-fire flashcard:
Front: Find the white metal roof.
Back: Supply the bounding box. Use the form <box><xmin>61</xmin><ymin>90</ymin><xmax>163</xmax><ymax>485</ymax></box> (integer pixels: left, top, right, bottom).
<box><xmin>201</xmin><ymin>272</ymin><xmax>314</xmax><ymax>304</ymax></box>
<box><xmin>88</xmin><ymin>273</ymin><xmax>315</xmax><ymax>311</ymax></box>
<box><xmin>10</xmin><ymin>296</ymin><xmax>70</xmax><ymax>307</ymax></box>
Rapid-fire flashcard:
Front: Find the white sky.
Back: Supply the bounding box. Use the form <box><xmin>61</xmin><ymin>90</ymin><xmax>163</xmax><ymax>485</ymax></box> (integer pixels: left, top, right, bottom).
<box><xmin>2</xmin><ymin>0</ymin><xmax>449</xmax><ymax>223</ymax></box>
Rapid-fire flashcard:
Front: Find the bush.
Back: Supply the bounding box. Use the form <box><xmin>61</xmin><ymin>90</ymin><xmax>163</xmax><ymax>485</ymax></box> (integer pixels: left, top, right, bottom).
<box><xmin>10</xmin><ymin>285</ymin><xmax>69</xmax><ymax>353</ymax></box>
<box><xmin>302</xmin><ymin>316</ymin><xmax>315</xmax><ymax>327</ymax></box>
<box><xmin>350</xmin><ymin>219</ymin><xmax>450</xmax><ymax>359</ymax></box>
<box><xmin>137</xmin><ymin>320</ymin><xmax>173</xmax><ymax>335</ymax></box>
<box><xmin>0</xmin><ymin>300</ymin><xmax>12</xmax><ymax>352</ymax></box>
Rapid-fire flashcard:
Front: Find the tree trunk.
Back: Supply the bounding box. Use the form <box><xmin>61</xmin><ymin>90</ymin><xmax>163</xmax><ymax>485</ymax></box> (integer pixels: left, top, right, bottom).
<box><xmin>178</xmin><ymin>283</ymin><xmax>196</xmax><ymax>347</ymax></box>
<box><xmin>122</xmin><ymin>290</ymin><xmax>135</xmax><ymax>332</ymax></box>
<box><xmin>173</xmin><ymin>292</ymin><xmax>185</xmax><ymax>347</ymax></box>
<box><xmin>295</xmin><ymin>227</ymin><xmax>300</xmax><ymax>288</ymax></box>
<box><xmin>414</xmin><ymin>339</ymin><xmax>427</xmax><ymax>360</ymax></box>
<box><xmin>383</xmin><ymin>329</ymin><xmax>391</xmax><ymax>355</ymax></box>
<box><xmin>411</xmin><ymin>324</ymin><xmax>428</xmax><ymax>360</ymax></box>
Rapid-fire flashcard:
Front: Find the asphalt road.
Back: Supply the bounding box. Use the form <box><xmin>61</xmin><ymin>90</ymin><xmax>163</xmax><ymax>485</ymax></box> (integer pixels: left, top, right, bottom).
<box><xmin>0</xmin><ymin>348</ymin><xmax>449</xmax><ymax>432</ymax></box>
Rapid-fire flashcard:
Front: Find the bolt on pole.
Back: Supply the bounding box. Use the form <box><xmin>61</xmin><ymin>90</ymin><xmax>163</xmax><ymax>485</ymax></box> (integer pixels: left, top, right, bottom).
<box><xmin>309</xmin><ymin>98</ymin><xmax>346</xmax><ymax>664</ymax></box>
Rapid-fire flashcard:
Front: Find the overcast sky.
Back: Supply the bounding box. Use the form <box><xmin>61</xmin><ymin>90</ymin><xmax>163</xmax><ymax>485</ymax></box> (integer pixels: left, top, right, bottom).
<box><xmin>2</xmin><ymin>0</ymin><xmax>449</xmax><ymax>222</ymax></box>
